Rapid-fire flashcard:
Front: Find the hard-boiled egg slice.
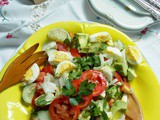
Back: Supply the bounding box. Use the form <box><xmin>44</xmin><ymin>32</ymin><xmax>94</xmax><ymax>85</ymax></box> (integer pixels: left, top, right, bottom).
<box><xmin>48</xmin><ymin>51</ymin><xmax>73</xmax><ymax>65</ymax></box>
<box><xmin>90</xmin><ymin>32</ymin><xmax>113</xmax><ymax>45</ymax></box>
<box><xmin>105</xmin><ymin>47</ymin><xmax>122</xmax><ymax>60</ymax></box>
<box><xmin>55</xmin><ymin>60</ymin><xmax>76</xmax><ymax>77</ymax></box>
<box><xmin>125</xmin><ymin>46</ymin><xmax>142</xmax><ymax>65</ymax></box>
<box><xmin>47</xmin><ymin>28</ymin><xmax>71</xmax><ymax>43</ymax></box>
<box><xmin>24</xmin><ymin>63</ymin><xmax>40</xmax><ymax>83</ymax></box>
<box><xmin>42</xmin><ymin>41</ymin><xmax>57</xmax><ymax>51</ymax></box>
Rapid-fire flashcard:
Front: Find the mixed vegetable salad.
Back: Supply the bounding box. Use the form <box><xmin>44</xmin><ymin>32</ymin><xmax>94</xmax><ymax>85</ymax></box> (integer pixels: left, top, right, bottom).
<box><xmin>22</xmin><ymin>28</ymin><xmax>142</xmax><ymax>120</ymax></box>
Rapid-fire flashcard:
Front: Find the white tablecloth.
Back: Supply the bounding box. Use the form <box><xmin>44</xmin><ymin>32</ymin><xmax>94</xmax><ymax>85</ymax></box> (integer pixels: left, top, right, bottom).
<box><xmin>0</xmin><ymin>0</ymin><xmax>160</xmax><ymax>83</ymax></box>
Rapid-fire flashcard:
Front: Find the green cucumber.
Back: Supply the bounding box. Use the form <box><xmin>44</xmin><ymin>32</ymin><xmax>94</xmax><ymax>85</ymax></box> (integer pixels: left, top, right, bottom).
<box><xmin>31</xmin><ymin>110</ymin><xmax>51</xmax><ymax>120</ymax></box>
<box><xmin>22</xmin><ymin>83</ymin><xmax>36</xmax><ymax>104</ymax></box>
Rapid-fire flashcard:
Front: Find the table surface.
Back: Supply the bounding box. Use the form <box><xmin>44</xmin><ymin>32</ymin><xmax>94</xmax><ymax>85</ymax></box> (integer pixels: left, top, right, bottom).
<box><xmin>0</xmin><ymin>0</ymin><xmax>160</xmax><ymax>83</ymax></box>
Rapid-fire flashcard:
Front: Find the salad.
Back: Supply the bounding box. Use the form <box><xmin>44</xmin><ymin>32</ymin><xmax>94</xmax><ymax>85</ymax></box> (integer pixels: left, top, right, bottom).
<box><xmin>22</xmin><ymin>28</ymin><xmax>142</xmax><ymax>120</ymax></box>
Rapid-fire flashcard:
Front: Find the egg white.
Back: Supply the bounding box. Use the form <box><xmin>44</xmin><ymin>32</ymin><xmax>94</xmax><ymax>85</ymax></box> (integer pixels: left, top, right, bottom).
<box><xmin>24</xmin><ymin>63</ymin><xmax>40</xmax><ymax>83</ymax></box>
<box><xmin>105</xmin><ymin>46</ymin><xmax>122</xmax><ymax>60</ymax></box>
<box><xmin>90</xmin><ymin>32</ymin><xmax>112</xmax><ymax>43</ymax></box>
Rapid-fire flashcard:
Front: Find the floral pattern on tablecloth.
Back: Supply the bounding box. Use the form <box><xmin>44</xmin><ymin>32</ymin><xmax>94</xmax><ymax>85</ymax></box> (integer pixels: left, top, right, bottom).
<box><xmin>0</xmin><ymin>0</ymin><xmax>10</xmax><ymax>22</ymax></box>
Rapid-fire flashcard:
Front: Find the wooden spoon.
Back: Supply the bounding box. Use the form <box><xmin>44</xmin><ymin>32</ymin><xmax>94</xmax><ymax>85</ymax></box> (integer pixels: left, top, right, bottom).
<box><xmin>0</xmin><ymin>43</ymin><xmax>48</xmax><ymax>92</ymax></box>
<box><xmin>125</xmin><ymin>93</ymin><xmax>144</xmax><ymax>120</ymax></box>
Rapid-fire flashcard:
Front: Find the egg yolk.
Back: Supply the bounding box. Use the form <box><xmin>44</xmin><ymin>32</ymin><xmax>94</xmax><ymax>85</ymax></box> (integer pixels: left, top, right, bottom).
<box><xmin>58</xmin><ymin>64</ymin><xmax>74</xmax><ymax>75</ymax></box>
<box><xmin>53</xmin><ymin>52</ymin><xmax>69</xmax><ymax>63</ymax></box>
<box><xmin>95</xmin><ymin>35</ymin><xmax>110</xmax><ymax>42</ymax></box>
<box><xmin>126</xmin><ymin>47</ymin><xmax>141</xmax><ymax>61</ymax></box>
<box><xmin>24</xmin><ymin>69</ymin><xmax>33</xmax><ymax>81</ymax></box>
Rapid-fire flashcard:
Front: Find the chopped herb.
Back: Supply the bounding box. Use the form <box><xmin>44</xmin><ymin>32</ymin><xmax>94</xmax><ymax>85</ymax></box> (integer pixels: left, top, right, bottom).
<box><xmin>64</xmin><ymin>38</ymin><xmax>72</xmax><ymax>48</ymax></box>
<box><xmin>101</xmin><ymin>111</ymin><xmax>109</xmax><ymax>120</ymax></box>
<box><xmin>90</xmin><ymin>106</ymin><xmax>101</xmax><ymax>116</ymax></box>
<box><xmin>106</xmin><ymin>85</ymin><xmax>122</xmax><ymax>100</ymax></box>
<box><xmin>62</xmin><ymin>79</ymin><xmax>96</xmax><ymax>106</ymax></box>
<box><xmin>66</xmin><ymin>78</ymin><xmax>72</xmax><ymax>89</ymax></box>
<box><xmin>73</xmin><ymin>55</ymin><xmax>101</xmax><ymax>72</ymax></box>
<box><xmin>68</xmin><ymin>64</ymin><xmax>82</xmax><ymax>80</ymax></box>
<box><xmin>78</xmin><ymin>80</ymin><xmax>96</xmax><ymax>96</ymax></box>
<box><xmin>62</xmin><ymin>79</ymin><xmax>76</xmax><ymax>96</ymax></box>
<box><xmin>69</xmin><ymin>98</ymin><xmax>79</xmax><ymax>106</ymax></box>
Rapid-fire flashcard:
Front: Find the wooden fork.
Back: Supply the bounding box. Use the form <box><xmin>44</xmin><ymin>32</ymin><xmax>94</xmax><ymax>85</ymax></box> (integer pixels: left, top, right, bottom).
<box><xmin>126</xmin><ymin>93</ymin><xmax>144</xmax><ymax>120</ymax></box>
<box><xmin>0</xmin><ymin>43</ymin><xmax>48</xmax><ymax>92</ymax></box>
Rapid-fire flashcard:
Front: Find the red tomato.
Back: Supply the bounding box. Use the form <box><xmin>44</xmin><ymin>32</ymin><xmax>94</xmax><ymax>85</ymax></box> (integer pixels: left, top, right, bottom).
<box><xmin>114</xmin><ymin>72</ymin><xmax>123</xmax><ymax>82</ymax></box>
<box><xmin>33</xmin><ymin>82</ymin><xmax>45</xmax><ymax>108</ymax></box>
<box><xmin>72</xmin><ymin>79</ymin><xmax>81</xmax><ymax>92</ymax></box>
<box><xmin>56</xmin><ymin>42</ymin><xmax>68</xmax><ymax>51</ymax></box>
<box><xmin>49</xmin><ymin>96</ymin><xmax>80</xmax><ymax>120</ymax></box>
<box><xmin>80</xmin><ymin>70</ymin><xmax>107</xmax><ymax>97</ymax></box>
<box><xmin>31</xmin><ymin>93</ymin><xmax>39</xmax><ymax>108</ymax></box>
<box><xmin>104</xmin><ymin>58</ymin><xmax>108</xmax><ymax>61</ymax></box>
<box><xmin>36</xmin><ymin>88</ymin><xmax>45</xmax><ymax>96</ymax></box>
<box><xmin>36</xmin><ymin>72</ymin><xmax>46</xmax><ymax>83</ymax></box>
<box><xmin>78</xmin><ymin>94</ymin><xmax>92</xmax><ymax>109</ymax></box>
<box><xmin>70</xmin><ymin>48</ymin><xmax>81</xmax><ymax>57</ymax></box>
<box><xmin>42</xmin><ymin>64</ymin><xmax>53</xmax><ymax>75</ymax></box>
<box><xmin>92</xmin><ymin>97</ymin><xmax>99</xmax><ymax>102</ymax></box>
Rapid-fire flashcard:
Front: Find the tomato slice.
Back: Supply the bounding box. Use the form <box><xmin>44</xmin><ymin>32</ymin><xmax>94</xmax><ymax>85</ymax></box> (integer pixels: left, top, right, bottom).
<box><xmin>78</xmin><ymin>94</ymin><xmax>92</xmax><ymax>109</ymax></box>
<box><xmin>42</xmin><ymin>64</ymin><xmax>53</xmax><ymax>75</ymax></box>
<box><xmin>49</xmin><ymin>96</ymin><xmax>80</xmax><ymax>120</ymax></box>
<box><xmin>114</xmin><ymin>72</ymin><xmax>123</xmax><ymax>82</ymax></box>
<box><xmin>56</xmin><ymin>42</ymin><xmax>68</xmax><ymax>51</ymax></box>
<box><xmin>31</xmin><ymin>93</ymin><xmax>39</xmax><ymax>108</ymax></box>
<box><xmin>80</xmin><ymin>70</ymin><xmax>107</xmax><ymax>97</ymax></box>
<box><xmin>36</xmin><ymin>72</ymin><xmax>46</xmax><ymax>83</ymax></box>
<box><xmin>70</xmin><ymin>48</ymin><xmax>81</xmax><ymax>57</ymax></box>
<box><xmin>72</xmin><ymin>79</ymin><xmax>81</xmax><ymax>93</ymax></box>
<box><xmin>72</xmin><ymin>79</ymin><xmax>93</xmax><ymax>109</ymax></box>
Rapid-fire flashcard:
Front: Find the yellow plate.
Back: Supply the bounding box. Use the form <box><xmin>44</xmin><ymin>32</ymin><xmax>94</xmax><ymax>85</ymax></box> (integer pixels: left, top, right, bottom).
<box><xmin>0</xmin><ymin>21</ymin><xmax>160</xmax><ymax>120</ymax></box>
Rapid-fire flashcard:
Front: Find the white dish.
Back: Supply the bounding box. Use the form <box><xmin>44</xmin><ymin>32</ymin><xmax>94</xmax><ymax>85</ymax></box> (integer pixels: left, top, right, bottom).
<box><xmin>88</xmin><ymin>0</ymin><xmax>160</xmax><ymax>32</ymax></box>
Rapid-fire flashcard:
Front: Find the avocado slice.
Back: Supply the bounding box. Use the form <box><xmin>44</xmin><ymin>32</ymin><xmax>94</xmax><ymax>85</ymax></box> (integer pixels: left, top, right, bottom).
<box><xmin>88</xmin><ymin>42</ymin><xmax>100</xmax><ymax>53</ymax></box>
<box><xmin>77</xmin><ymin>33</ymin><xmax>89</xmax><ymax>49</ymax></box>
<box><xmin>88</xmin><ymin>42</ymin><xmax>107</xmax><ymax>53</ymax></box>
<box><xmin>113</xmin><ymin>62</ymin><xmax>127</xmax><ymax>76</ymax></box>
<box><xmin>110</xmin><ymin>100</ymin><xmax>127</xmax><ymax>117</ymax></box>
<box><xmin>127</xmin><ymin>67</ymin><xmax>137</xmax><ymax>80</ymax></box>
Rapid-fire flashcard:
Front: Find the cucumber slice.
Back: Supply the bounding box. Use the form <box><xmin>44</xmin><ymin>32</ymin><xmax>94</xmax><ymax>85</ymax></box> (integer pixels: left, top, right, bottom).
<box><xmin>47</xmin><ymin>28</ymin><xmax>71</xmax><ymax>43</ymax></box>
<box><xmin>35</xmin><ymin>93</ymin><xmax>54</xmax><ymax>106</ymax></box>
<box><xmin>22</xmin><ymin>83</ymin><xmax>36</xmax><ymax>104</ymax></box>
<box><xmin>31</xmin><ymin>110</ymin><xmax>51</xmax><ymax>120</ymax></box>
